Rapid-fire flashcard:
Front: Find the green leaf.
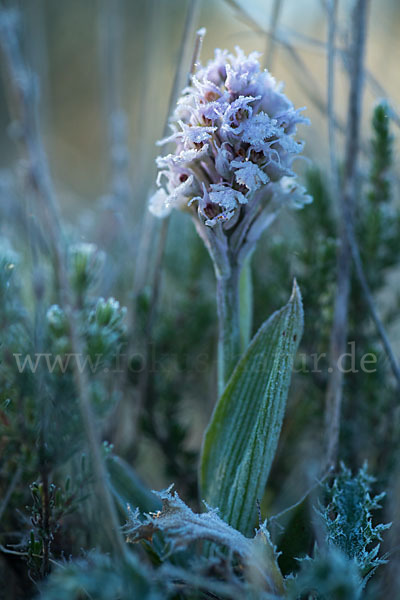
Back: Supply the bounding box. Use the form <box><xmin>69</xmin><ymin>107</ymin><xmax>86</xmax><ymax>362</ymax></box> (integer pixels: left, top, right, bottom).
<box><xmin>276</xmin><ymin>499</ymin><xmax>314</xmax><ymax>576</ymax></box>
<box><xmin>200</xmin><ymin>280</ymin><xmax>303</xmax><ymax>537</ymax></box>
<box><xmin>106</xmin><ymin>455</ymin><xmax>161</xmax><ymax>514</ymax></box>
<box><xmin>126</xmin><ymin>486</ymin><xmax>285</xmax><ymax>596</ymax></box>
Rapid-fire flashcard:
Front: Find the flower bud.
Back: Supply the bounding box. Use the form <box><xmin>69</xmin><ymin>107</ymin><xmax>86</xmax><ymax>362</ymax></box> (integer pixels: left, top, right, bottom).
<box><xmin>94</xmin><ymin>297</ymin><xmax>123</xmax><ymax>327</ymax></box>
<box><xmin>68</xmin><ymin>243</ymin><xmax>105</xmax><ymax>295</ymax></box>
<box><xmin>46</xmin><ymin>304</ymin><xmax>68</xmax><ymax>338</ymax></box>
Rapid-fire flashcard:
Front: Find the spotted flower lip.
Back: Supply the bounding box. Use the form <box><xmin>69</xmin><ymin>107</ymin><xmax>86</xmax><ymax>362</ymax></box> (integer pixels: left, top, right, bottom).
<box><xmin>149</xmin><ymin>45</ymin><xmax>311</xmax><ymax>234</ymax></box>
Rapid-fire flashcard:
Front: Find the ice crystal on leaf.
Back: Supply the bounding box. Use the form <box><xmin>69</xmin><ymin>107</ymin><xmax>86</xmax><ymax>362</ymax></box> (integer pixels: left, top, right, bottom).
<box><xmin>320</xmin><ymin>463</ymin><xmax>391</xmax><ymax>583</ymax></box>
<box><xmin>125</xmin><ymin>486</ymin><xmax>284</xmax><ymax>597</ymax></box>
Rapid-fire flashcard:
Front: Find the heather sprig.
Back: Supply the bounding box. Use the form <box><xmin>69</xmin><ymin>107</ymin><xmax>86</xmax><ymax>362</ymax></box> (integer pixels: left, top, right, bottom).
<box><xmin>320</xmin><ymin>463</ymin><xmax>391</xmax><ymax>582</ymax></box>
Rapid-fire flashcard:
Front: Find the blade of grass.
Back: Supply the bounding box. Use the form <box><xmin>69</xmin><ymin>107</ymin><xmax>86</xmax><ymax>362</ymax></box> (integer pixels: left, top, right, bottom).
<box><xmin>265</xmin><ymin>0</ymin><xmax>284</xmax><ymax>70</ymax></box>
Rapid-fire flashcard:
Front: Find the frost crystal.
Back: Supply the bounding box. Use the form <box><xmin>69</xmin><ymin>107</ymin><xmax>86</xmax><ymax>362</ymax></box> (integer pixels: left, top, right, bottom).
<box><xmin>125</xmin><ymin>486</ymin><xmax>284</xmax><ymax>596</ymax></box>
<box><xmin>150</xmin><ymin>46</ymin><xmax>310</xmax><ymax>232</ymax></box>
<box><xmin>320</xmin><ymin>463</ymin><xmax>391</xmax><ymax>581</ymax></box>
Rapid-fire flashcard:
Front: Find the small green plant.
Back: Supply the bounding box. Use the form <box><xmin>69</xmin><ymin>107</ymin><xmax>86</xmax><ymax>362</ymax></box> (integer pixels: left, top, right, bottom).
<box><xmin>320</xmin><ymin>463</ymin><xmax>391</xmax><ymax>583</ymax></box>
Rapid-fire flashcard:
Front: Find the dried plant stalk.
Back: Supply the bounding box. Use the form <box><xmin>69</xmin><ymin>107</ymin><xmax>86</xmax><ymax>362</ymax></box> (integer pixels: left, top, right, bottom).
<box><xmin>324</xmin><ymin>0</ymin><xmax>369</xmax><ymax>468</ymax></box>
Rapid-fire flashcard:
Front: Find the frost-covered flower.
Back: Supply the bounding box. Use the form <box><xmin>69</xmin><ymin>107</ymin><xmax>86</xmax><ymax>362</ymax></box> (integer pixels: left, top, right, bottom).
<box><xmin>150</xmin><ymin>45</ymin><xmax>310</xmax><ymax>272</ymax></box>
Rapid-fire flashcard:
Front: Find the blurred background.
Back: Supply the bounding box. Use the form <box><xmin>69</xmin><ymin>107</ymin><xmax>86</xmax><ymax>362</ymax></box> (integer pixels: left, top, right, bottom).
<box><xmin>0</xmin><ymin>0</ymin><xmax>399</xmax><ymax>212</ymax></box>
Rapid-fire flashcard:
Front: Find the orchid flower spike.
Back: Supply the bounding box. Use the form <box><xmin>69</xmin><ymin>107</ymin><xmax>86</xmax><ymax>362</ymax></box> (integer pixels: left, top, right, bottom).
<box><xmin>150</xmin><ymin>45</ymin><xmax>311</xmax><ymax>277</ymax></box>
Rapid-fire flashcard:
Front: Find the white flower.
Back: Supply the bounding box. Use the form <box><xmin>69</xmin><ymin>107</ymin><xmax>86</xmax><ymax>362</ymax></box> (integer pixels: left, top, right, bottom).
<box><xmin>278</xmin><ymin>177</ymin><xmax>313</xmax><ymax>209</ymax></box>
<box><xmin>149</xmin><ymin>188</ymin><xmax>171</xmax><ymax>217</ymax></box>
<box><xmin>150</xmin><ymin>45</ymin><xmax>310</xmax><ymax>234</ymax></box>
<box><xmin>231</xmin><ymin>160</ymin><xmax>269</xmax><ymax>192</ymax></box>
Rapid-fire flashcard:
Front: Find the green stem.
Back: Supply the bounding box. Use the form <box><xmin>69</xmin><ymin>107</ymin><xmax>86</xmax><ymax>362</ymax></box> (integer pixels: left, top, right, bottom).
<box><xmin>216</xmin><ymin>266</ymin><xmax>241</xmax><ymax>397</ymax></box>
<box><xmin>239</xmin><ymin>254</ymin><xmax>253</xmax><ymax>352</ymax></box>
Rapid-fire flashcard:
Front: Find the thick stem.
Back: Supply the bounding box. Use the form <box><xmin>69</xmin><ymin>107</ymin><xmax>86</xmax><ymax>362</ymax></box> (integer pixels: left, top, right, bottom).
<box><xmin>216</xmin><ymin>266</ymin><xmax>241</xmax><ymax>397</ymax></box>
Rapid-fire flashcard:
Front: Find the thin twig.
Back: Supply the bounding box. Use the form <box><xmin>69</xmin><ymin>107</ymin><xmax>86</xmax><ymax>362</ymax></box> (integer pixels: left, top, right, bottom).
<box><xmin>324</xmin><ymin>0</ymin><xmax>369</xmax><ymax>469</ymax></box>
<box><xmin>0</xmin><ymin>9</ymin><xmax>126</xmax><ymax>559</ymax></box>
<box><xmin>33</xmin><ymin>256</ymin><xmax>51</xmax><ymax>578</ymax></box>
<box><xmin>265</xmin><ymin>0</ymin><xmax>283</xmax><ymax>70</ymax></box>
<box><xmin>0</xmin><ymin>465</ymin><xmax>22</xmax><ymax>525</ymax></box>
<box><xmin>0</xmin><ymin>544</ymin><xmax>63</xmax><ymax>568</ymax></box>
<box><xmin>223</xmin><ymin>0</ymin><xmax>346</xmax><ymax>136</ymax></box>
<box><xmin>344</xmin><ymin>220</ymin><xmax>400</xmax><ymax>389</ymax></box>
<box><xmin>40</xmin><ymin>468</ymin><xmax>51</xmax><ymax>577</ymax></box>
<box><xmin>223</xmin><ymin>0</ymin><xmax>264</xmax><ymax>34</ymax></box>
<box><xmin>147</xmin><ymin>24</ymin><xmax>206</xmax><ymax>332</ymax></box>
<box><xmin>99</xmin><ymin>0</ymin><xmax>131</xmax><ymax>208</ymax></box>
<box><xmin>227</xmin><ymin>0</ymin><xmax>400</xmax><ymax>143</ymax></box>
<box><xmin>189</xmin><ymin>26</ymin><xmax>206</xmax><ymax>82</ymax></box>
<box><xmin>322</xmin><ymin>0</ymin><xmax>400</xmax><ymax>131</ymax></box>
<box><xmin>134</xmin><ymin>18</ymin><xmax>204</xmax><ymax>433</ymax></box>
<box><xmin>327</xmin><ymin>0</ymin><xmax>339</xmax><ymax>192</ymax></box>
<box><xmin>123</xmin><ymin>7</ymin><xmax>203</xmax><ymax>456</ymax></box>
<box><xmin>118</xmin><ymin>5</ymin><xmax>202</xmax><ymax>455</ymax></box>
<box><xmin>269</xmin><ymin>469</ymin><xmax>332</xmax><ymax>524</ymax></box>
<box><xmin>325</xmin><ymin>0</ymin><xmax>346</xmax><ymax>472</ymax></box>
<box><xmin>127</xmin><ymin>1</ymin><xmax>201</xmax><ymax>350</ymax></box>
